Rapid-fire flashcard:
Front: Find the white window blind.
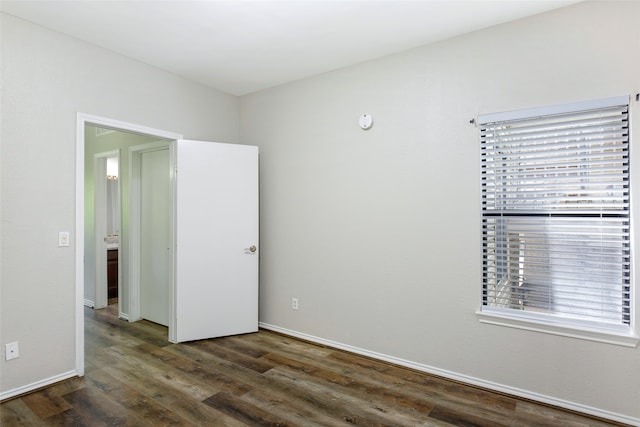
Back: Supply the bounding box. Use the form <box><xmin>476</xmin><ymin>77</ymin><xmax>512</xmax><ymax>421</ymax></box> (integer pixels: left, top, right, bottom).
<box><xmin>479</xmin><ymin>96</ymin><xmax>630</xmax><ymax>331</ymax></box>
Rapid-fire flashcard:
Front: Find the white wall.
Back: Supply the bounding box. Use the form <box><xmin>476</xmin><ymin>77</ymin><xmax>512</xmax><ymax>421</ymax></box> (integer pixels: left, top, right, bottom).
<box><xmin>240</xmin><ymin>1</ymin><xmax>640</xmax><ymax>423</ymax></box>
<box><xmin>0</xmin><ymin>13</ymin><xmax>238</xmax><ymax>395</ymax></box>
<box><xmin>2</xmin><ymin>1</ymin><xmax>640</xmax><ymax>423</ymax></box>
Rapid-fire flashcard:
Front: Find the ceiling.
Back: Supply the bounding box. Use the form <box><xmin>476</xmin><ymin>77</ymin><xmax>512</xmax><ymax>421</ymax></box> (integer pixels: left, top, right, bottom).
<box><xmin>1</xmin><ymin>0</ymin><xmax>579</xmax><ymax>96</ymax></box>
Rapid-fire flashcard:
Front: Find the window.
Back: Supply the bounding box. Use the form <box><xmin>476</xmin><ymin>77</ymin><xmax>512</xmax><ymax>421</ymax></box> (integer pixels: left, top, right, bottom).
<box><xmin>478</xmin><ymin>96</ymin><xmax>634</xmax><ymax>342</ymax></box>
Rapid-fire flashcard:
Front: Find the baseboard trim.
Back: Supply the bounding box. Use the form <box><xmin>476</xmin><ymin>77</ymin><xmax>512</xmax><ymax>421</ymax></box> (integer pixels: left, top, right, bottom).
<box><xmin>259</xmin><ymin>322</ymin><xmax>639</xmax><ymax>427</ymax></box>
<box><xmin>83</xmin><ymin>299</ymin><xmax>94</xmax><ymax>308</ymax></box>
<box><xmin>0</xmin><ymin>370</ymin><xmax>78</xmax><ymax>402</ymax></box>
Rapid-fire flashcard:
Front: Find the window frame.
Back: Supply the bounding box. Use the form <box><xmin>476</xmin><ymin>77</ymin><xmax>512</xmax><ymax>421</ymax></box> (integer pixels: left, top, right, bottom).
<box><xmin>476</xmin><ymin>95</ymin><xmax>639</xmax><ymax>347</ymax></box>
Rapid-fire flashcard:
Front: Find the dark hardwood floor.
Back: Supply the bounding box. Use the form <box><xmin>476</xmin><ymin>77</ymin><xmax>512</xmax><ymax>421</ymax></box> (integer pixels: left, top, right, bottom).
<box><xmin>0</xmin><ymin>303</ymin><xmax>628</xmax><ymax>426</ymax></box>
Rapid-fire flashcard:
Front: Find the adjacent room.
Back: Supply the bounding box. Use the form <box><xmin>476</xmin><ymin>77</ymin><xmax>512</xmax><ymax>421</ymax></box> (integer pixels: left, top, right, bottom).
<box><xmin>1</xmin><ymin>1</ymin><xmax>639</xmax><ymax>425</ymax></box>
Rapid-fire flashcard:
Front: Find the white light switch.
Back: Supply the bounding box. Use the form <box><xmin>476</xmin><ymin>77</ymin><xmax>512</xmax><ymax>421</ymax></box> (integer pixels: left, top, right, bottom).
<box><xmin>58</xmin><ymin>231</ymin><xmax>70</xmax><ymax>247</ymax></box>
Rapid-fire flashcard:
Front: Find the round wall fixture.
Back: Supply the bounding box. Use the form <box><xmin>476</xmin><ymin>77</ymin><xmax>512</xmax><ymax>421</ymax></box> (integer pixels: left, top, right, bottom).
<box><xmin>359</xmin><ymin>113</ymin><xmax>373</xmax><ymax>130</ymax></box>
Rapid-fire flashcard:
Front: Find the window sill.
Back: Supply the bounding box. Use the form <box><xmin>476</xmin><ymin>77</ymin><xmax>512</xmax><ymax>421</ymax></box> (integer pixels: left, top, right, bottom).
<box><xmin>476</xmin><ymin>310</ymin><xmax>639</xmax><ymax>347</ymax></box>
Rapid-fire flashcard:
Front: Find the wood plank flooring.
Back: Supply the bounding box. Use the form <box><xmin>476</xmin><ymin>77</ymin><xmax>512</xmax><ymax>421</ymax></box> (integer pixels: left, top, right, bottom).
<box><xmin>0</xmin><ymin>303</ymin><xmax>629</xmax><ymax>426</ymax></box>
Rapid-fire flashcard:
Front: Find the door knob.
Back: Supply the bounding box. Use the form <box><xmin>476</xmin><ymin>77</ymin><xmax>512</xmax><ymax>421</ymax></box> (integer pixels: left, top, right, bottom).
<box><xmin>246</xmin><ymin>245</ymin><xmax>257</xmax><ymax>253</ymax></box>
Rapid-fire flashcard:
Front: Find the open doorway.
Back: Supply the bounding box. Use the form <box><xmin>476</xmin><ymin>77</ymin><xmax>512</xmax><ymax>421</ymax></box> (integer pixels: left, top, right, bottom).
<box><xmin>76</xmin><ymin>114</ymin><xmax>182</xmax><ymax>377</ymax></box>
<box><xmin>105</xmin><ymin>155</ymin><xmax>120</xmax><ymax>305</ymax></box>
<box><xmin>84</xmin><ymin>125</ymin><xmax>171</xmax><ymax>320</ymax></box>
<box><xmin>76</xmin><ymin>113</ymin><xmax>259</xmax><ymax>377</ymax></box>
<box><xmin>91</xmin><ymin>148</ymin><xmax>120</xmax><ymax>311</ymax></box>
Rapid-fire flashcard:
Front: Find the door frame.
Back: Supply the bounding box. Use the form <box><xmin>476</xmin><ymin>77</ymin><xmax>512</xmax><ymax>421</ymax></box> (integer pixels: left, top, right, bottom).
<box><xmin>75</xmin><ymin>113</ymin><xmax>182</xmax><ymax>376</ymax></box>
<box><xmin>93</xmin><ymin>149</ymin><xmax>120</xmax><ymax>311</ymax></box>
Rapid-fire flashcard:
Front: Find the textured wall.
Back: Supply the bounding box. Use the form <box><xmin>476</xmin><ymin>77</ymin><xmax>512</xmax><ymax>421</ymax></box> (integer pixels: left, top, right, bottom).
<box><xmin>0</xmin><ymin>13</ymin><xmax>238</xmax><ymax>394</ymax></box>
<box><xmin>240</xmin><ymin>1</ymin><xmax>640</xmax><ymax>422</ymax></box>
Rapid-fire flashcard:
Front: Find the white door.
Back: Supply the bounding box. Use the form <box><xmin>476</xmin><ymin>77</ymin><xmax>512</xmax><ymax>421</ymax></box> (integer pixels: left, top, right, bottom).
<box><xmin>140</xmin><ymin>148</ymin><xmax>171</xmax><ymax>326</ymax></box>
<box><xmin>173</xmin><ymin>140</ymin><xmax>258</xmax><ymax>342</ymax></box>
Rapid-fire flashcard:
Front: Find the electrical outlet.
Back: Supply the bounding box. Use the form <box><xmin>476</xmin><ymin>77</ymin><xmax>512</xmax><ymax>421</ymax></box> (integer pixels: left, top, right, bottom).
<box><xmin>291</xmin><ymin>298</ymin><xmax>299</xmax><ymax>310</ymax></box>
<box><xmin>5</xmin><ymin>342</ymin><xmax>19</xmax><ymax>361</ymax></box>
